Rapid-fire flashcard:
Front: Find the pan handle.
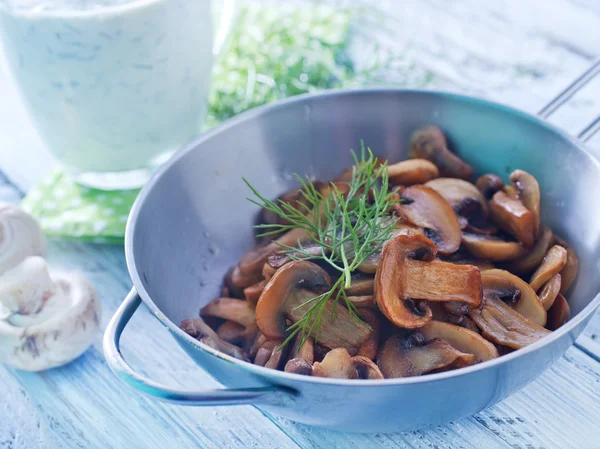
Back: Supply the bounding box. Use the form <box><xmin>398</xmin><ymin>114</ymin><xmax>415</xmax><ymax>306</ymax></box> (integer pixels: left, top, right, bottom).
<box><xmin>538</xmin><ymin>57</ymin><xmax>600</xmax><ymax>143</ymax></box>
<box><xmin>103</xmin><ymin>289</ymin><xmax>294</xmax><ymax>406</ymax></box>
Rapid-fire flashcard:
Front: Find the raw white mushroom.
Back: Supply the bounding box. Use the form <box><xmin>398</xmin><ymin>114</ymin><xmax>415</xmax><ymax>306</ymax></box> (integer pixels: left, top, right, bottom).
<box><xmin>0</xmin><ymin>259</ymin><xmax>101</xmax><ymax>371</ymax></box>
<box><xmin>0</xmin><ymin>203</ymin><xmax>47</xmax><ymax>276</ymax></box>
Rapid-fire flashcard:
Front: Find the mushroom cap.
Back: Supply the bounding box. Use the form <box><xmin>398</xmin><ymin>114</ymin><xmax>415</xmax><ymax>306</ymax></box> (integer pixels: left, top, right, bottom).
<box><xmin>375</xmin><ymin>234</ymin><xmax>481</xmax><ymax>329</ymax></box>
<box><xmin>1</xmin><ymin>270</ymin><xmax>101</xmax><ymax>371</ymax></box>
<box><xmin>353</xmin><ymin>355</ymin><xmax>384</xmax><ymax>379</ymax></box>
<box><xmin>425</xmin><ymin>178</ymin><xmax>488</xmax><ymax>220</ymax></box>
<box><xmin>488</xmin><ymin>191</ymin><xmax>537</xmax><ymax>248</ymax></box>
<box><xmin>312</xmin><ymin>347</ymin><xmax>359</xmax><ymax>379</ymax></box>
<box><xmin>538</xmin><ymin>273</ymin><xmax>561</xmax><ymax>311</ymax></box>
<box><xmin>461</xmin><ymin>232</ymin><xmax>526</xmax><ymax>262</ymax></box>
<box><xmin>0</xmin><ymin>204</ymin><xmax>47</xmax><ymax>277</ymax></box>
<box><xmin>553</xmin><ymin>236</ymin><xmax>579</xmax><ymax>294</ymax></box>
<box><xmin>509</xmin><ymin>170</ymin><xmax>540</xmax><ymax>236</ymax></box>
<box><xmin>0</xmin><ymin>256</ymin><xmax>55</xmax><ymax>316</ymax></box>
<box><xmin>475</xmin><ymin>174</ymin><xmax>504</xmax><ymax>200</ymax></box>
<box><xmin>181</xmin><ymin>318</ymin><xmax>248</xmax><ymax>361</ymax></box>
<box><xmin>420</xmin><ymin>320</ymin><xmax>498</xmax><ymax>362</ymax></box>
<box><xmin>546</xmin><ymin>293</ymin><xmax>570</xmax><ymax>331</ymax></box>
<box><xmin>529</xmin><ymin>245</ymin><xmax>568</xmax><ymax>292</ymax></box>
<box><xmin>503</xmin><ymin>225</ymin><xmax>553</xmax><ymax>275</ymax></box>
<box><xmin>468</xmin><ymin>292</ymin><xmax>551</xmax><ymax>349</ymax></box>
<box><xmin>483</xmin><ymin>269</ymin><xmax>546</xmax><ymax>326</ymax></box>
<box><xmin>387</xmin><ymin>159</ymin><xmax>439</xmax><ymax>185</ymax></box>
<box><xmin>377</xmin><ymin>334</ymin><xmax>476</xmax><ymax>378</ymax></box>
<box><xmin>284</xmin><ymin>358</ymin><xmax>313</xmax><ymax>375</ymax></box>
<box><xmin>409</xmin><ymin>125</ymin><xmax>474</xmax><ymax>180</ymax></box>
<box><xmin>397</xmin><ymin>185</ymin><xmax>462</xmax><ymax>255</ymax></box>
<box><xmin>256</xmin><ymin>260</ymin><xmax>331</xmax><ymax>340</ymax></box>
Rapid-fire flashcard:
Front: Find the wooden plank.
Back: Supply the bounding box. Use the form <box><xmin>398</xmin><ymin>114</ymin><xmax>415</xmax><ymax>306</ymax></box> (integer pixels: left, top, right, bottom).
<box><xmin>262</xmin><ymin>348</ymin><xmax>600</xmax><ymax>448</ymax></box>
<box><xmin>0</xmin><ymin>232</ymin><xmax>299</xmax><ymax>448</ymax></box>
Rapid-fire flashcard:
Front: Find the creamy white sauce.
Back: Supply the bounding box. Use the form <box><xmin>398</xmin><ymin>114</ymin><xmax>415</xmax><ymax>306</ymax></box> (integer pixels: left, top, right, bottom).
<box><xmin>0</xmin><ymin>0</ymin><xmax>213</xmax><ymax>172</ymax></box>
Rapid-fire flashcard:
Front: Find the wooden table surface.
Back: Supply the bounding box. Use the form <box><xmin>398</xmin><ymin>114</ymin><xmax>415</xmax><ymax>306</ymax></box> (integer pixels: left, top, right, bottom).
<box><xmin>1</xmin><ymin>1</ymin><xmax>600</xmax><ymax>448</ymax></box>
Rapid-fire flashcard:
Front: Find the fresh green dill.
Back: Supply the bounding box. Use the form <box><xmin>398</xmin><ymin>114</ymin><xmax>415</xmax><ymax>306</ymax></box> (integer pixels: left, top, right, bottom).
<box><xmin>243</xmin><ymin>144</ymin><xmax>398</xmax><ymax>348</ymax></box>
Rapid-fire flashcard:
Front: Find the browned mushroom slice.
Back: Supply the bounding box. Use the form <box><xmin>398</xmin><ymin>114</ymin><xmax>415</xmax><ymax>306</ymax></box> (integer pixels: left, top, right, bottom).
<box><xmin>253</xmin><ymin>339</ymin><xmax>288</xmax><ymax>369</ymax></box>
<box><xmin>255</xmin><ymin>261</ymin><xmax>371</xmax><ymax>354</ymax></box>
<box><xmin>447</xmin><ymin>315</ymin><xmax>481</xmax><ymax>333</ymax></box>
<box><xmin>442</xmin><ymin>301</ymin><xmax>471</xmax><ymax>316</ymax></box>
<box><xmin>244</xmin><ymin>280</ymin><xmax>267</xmax><ymax>305</ymax></box>
<box><xmin>425</xmin><ymin>178</ymin><xmax>488</xmax><ymax>228</ymax></box>
<box><xmin>226</xmin><ymin>265</ymin><xmax>263</xmax><ymax>297</ymax></box>
<box><xmin>546</xmin><ymin>293</ymin><xmax>571</xmax><ymax>331</ymax></box>
<box><xmin>356</xmin><ymin>308</ymin><xmax>381</xmax><ymax>360</ymax></box>
<box><xmin>397</xmin><ymin>185</ymin><xmax>462</xmax><ymax>255</ymax></box>
<box><xmin>180</xmin><ymin>318</ymin><xmax>248</xmax><ymax>361</ymax></box>
<box><xmin>509</xmin><ymin>170</ymin><xmax>540</xmax><ymax>237</ymax></box>
<box><xmin>259</xmin><ymin>182</ymin><xmax>325</xmax><ymax>226</ymax></box>
<box><xmin>347</xmin><ymin>295</ymin><xmax>375</xmax><ymax>309</ymax></box>
<box><xmin>503</xmin><ymin>225</ymin><xmax>553</xmax><ymax>275</ymax></box>
<box><xmin>377</xmin><ymin>334</ymin><xmax>476</xmax><ymax>378</ymax></box>
<box><xmin>538</xmin><ymin>274</ymin><xmax>561</xmax><ymax>311</ymax></box>
<box><xmin>267</xmin><ymin>241</ymin><xmax>325</xmax><ymax>270</ymax></box>
<box><xmin>375</xmin><ymin>235</ymin><xmax>481</xmax><ymax>329</ymax></box>
<box><xmin>443</xmin><ymin>249</ymin><xmax>495</xmax><ymax>271</ymax></box>
<box><xmin>488</xmin><ymin>190</ymin><xmax>537</xmax><ymax>248</ymax></box>
<box><xmin>461</xmin><ymin>232</ymin><xmax>525</xmax><ymax>262</ymax></box>
<box><xmin>468</xmin><ymin>293</ymin><xmax>551</xmax><ymax>349</ymax></box>
<box><xmin>420</xmin><ymin>320</ymin><xmax>498</xmax><ymax>362</ymax></box>
<box><xmin>483</xmin><ymin>269</ymin><xmax>546</xmax><ymax>326</ymax></box>
<box><xmin>261</xmin><ymin>263</ymin><xmax>276</xmax><ymax>281</ymax></box>
<box><xmin>290</xmin><ymin>335</ymin><xmax>314</xmax><ymax>365</ymax></box>
<box><xmin>554</xmin><ymin>236</ymin><xmax>579</xmax><ymax>294</ymax></box>
<box><xmin>529</xmin><ymin>245</ymin><xmax>568</xmax><ymax>292</ymax></box>
<box><xmin>476</xmin><ymin>174</ymin><xmax>504</xmax><ymax>200</ymax></box>
<box><xmin>409</xmin><ymin>125</ymin><xmax>474</xmax><ymax>180</ymax></box>
<box><xmin>387</xmin><ymin>159</ymin><xmax>439</xmax><ymax>185</ymax></box>
<box><xmin>353</xmin><ymin>355</ymin><xmax>384</xmax><ymax>379</ymax></box>
<box><xmin>345</xmin><ymin>273</ymin><xmax>375</xmax><ymax>296</ymax></box>
<box><xmin>284</xmin><ymin>358</ymin><xmax>313</xmax><ymax>375</ymax></box>
<box><xmin>313</xmin><ymin>348</ymin><xmax>359</xmax><ymax>379</ymax></box>
<box><xmin>216</xmin><ymin>320</ymin><xmax>246</xmax><ymax>344</ymax></box>
<box><xmin>201</xmin><ymin>297</ymin><xmax>258</xmax><ymax>341</ymax></box>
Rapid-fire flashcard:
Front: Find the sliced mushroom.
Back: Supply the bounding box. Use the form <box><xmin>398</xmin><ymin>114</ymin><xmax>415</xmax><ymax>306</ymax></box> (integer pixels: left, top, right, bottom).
<box><xmin>267</xmin><ymin>241</ymin><xmax>325</xmax><ymax>270</ymax></box>
<box><xmin>483</xmin><ymin>269</ymin><xmax>546</xmax><ymax>326</ymax></box>
<box><xmin>259</xmin><ymin>182</ymin><xmax>325</xmax><ymax>227</ymax></box>
<box><xmin>345</xmin><ymin>273</ymin><xmax>374</xmax><ymax>296</ymax></box>
<box><xmin>397</xmin><ymin>185</ymin><xmax>462</xmax><ymax>255</ymax></box>
<box><xmin>546</xmin><ymin>293</ymin><xmax>570</xmax><ymax>331</ymax></box>
<box><xmin>442</xmin><ymin>249</ymin><xmax>495</xmax><ymax>271</ymax></box>
<box><xmin>216</xmin><ymin>320</ymin><xmax>246</xmax><ymax>344</ymax></box>
<box><xmin>509</xmin><ymin>170</ymin><xmax>540</xmax><ymax>236</ymax></box>
<box><xmin>538</xmin><ymin>274</ymin><xmax>561</xmax><ymax>311</ymax></box>
<box><xmin>447</xmin><ymin>315</ymin><xmax>481</xmax><ymax>333</ymax></box>
<box><xmin>180</xmin><ymin>318</ymin><xmax>248</xmax><ymax>361</ymax></box>
<box><xmin>201</xmin><ymin>297</ymin><xmax>257</xmax><ymax>341</ymax></box>
<box><xmin>488</xmin><ymin>190</ymin><xmax>537</xmax><ymax>248</ymax></box>
<box><xmin>225</xmin><ymin>265</ymin><xmax>263</xmax><ymax>297</ymax></box>
<box><xmin>409</xmin><ymin>125</ymin><xmax>473</xmax><ymax>180</ymax></box>
<box><xmin>529</xmin><ymin>245</ymin><xmax>568</xmax><ymax>292</ymax></box>
<box><xmin>353</xmin><ymin>355</ymin><xmax>384</xmax><ymax>379</ymax></box>
<box><xmin>475</xmin><ymin>174</ymin><xmax>504</xmax><ymax>200</ymax></box>
<box><xmin>420</xmin><ymin>320</ymin><xmax>498</xmax><ymax>362</ymax></box>
<box><xmin>424</xmin><ymin>178</ymin><xmax>488</xmax><ymax>228</ymax></box>
<box><xmin>0</xmin><ymin>203</ymin><xmax>47</xmax><ymax>276</ymax></box>
<box><xmin>356</xmin><ymin>308</ymin><xmax>381</xmax><ymax>360</ymax></box>
<box><xmin>387</xmin><ymin>159</ymin><xmax>439</xmax><ymax>185</ymax></box>
<box><xmin>375</xmin><ymin>235</ymin><xmax>481</xmax><ymax>329</ymax></box>
<box><xmin>468</xmin><ymin>293</ymin><xmax>551</xmax><ymax>349</ymax></box>
<box><xmin>255</xmin><ymin>261</ymin><xmax>371</xmax><ymax>354</ymax></box>
<box><xmin>313</xmin><ymin>348</ymin><xmax>359</xmax><ymax>379</ymax></box>
<box><xmin>248</xmin><ymin>332</ymin><xmax>267</xmax><ymax>359</ymax></box>
<box><xmin>503</xmin><ymin>225</ymin><xmax>553</xmax><ymax>275</ymax></box>
<box><xmin>347</xmin><ymin>295</ymin><xmax>375</xmax><ymax>309</ymax></box>
<box><xmin>377</xmin><ymin>334</ymin><xmax>476</xmax><ymax>378</ymax></box>
<box><xmin>253</xmin><ymin>339</ymin><xmax>287</xmax><ymax>369</ymax></box>
<box><xmin>290</xmin><ymin>335</ymin><xmax>314</xmax><ymax>364</ymax></box>
<box><xmin>244</xmin><ymin>280</ymin><xmax>267</xmax><ymax>305</ymax></box>
<box><xmin>284</xmin><ymin>358</ymin><xmax>313</xmax><ymax>375</ymax></box>
<box><xmin>261</xmin><ymin>263</ymin><xmax>276</xmax><ymax>281</ymax></box>
<box><xmin>461</xmin><ymin>232</ymin><xmax>525</xmax><ymax>262</ymax></box>
<box><xmin>554</xmin><ymin>236</ymin><xmax>579</xmax><ymax>294</ymax></box>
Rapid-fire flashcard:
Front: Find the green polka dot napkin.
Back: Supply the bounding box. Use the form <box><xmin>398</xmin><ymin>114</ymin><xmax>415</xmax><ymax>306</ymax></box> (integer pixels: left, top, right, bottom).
<box><xmin>22</xmin><ymin>168</ymin><xmax>139</xmax><ymax>243</ymax></box>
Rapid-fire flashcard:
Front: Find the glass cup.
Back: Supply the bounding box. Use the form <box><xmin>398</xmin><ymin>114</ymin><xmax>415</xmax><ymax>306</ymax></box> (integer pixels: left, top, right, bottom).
<box><xmin>0</xmin><ymin>0</ymin><xmax>234</xmax><ymax>189</ymax></box>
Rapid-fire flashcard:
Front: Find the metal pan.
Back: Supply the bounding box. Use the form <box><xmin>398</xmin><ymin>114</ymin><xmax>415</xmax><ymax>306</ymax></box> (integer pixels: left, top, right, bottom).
<box><xmin>104</xmin><ymin>61</ymin><xmax>600</xmax><ymax>433</ymax></box>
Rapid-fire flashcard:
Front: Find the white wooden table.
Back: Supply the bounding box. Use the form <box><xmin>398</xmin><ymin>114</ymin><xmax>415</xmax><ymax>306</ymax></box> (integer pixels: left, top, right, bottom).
<box><xmin>1</xmin><ymin>1</ymin><xmax>600</xmax><ymax>447</ymax></box>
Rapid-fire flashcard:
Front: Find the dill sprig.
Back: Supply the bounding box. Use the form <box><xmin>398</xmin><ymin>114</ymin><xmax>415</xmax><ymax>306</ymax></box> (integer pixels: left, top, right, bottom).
<box><xmin>243</xmin><ymin>144</ymin><xmax>397</xmax><ymax>348</ymax></box>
